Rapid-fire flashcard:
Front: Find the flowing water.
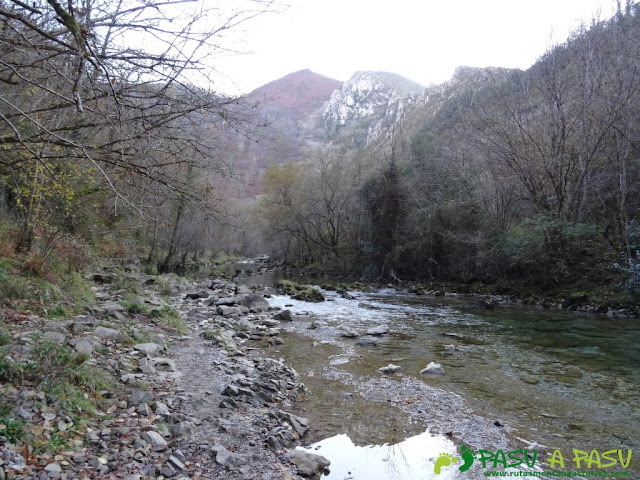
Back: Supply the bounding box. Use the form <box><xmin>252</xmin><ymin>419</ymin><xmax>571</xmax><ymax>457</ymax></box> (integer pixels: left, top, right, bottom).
<box><xmin>226</xmin><ymin>262</ymin><xmax>640</xmax><ymax>479</ymax></box>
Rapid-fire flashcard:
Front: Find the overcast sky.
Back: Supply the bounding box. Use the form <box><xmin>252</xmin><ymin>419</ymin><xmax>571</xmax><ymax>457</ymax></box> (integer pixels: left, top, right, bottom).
<box><xmin>211</xmin><ymin>0</ymin><xmax>618</xmax><ymax>94</ymax></box>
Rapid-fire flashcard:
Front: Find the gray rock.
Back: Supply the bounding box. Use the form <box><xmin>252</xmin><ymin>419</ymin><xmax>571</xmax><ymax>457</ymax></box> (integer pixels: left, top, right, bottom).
<box><xmin>92</xmin><ymin>272</ymin><xmax>114</xmax><ymax>283</ymax></box>
<box><xmin>136</xmin><ymin>403</ymin><xmax>151</xmax><ymax>416</ymax></box>
<box><xmin>366</xmin><ymin>325</ymin><xmax>390</xmax><ymax>336</ymax></box>
<box><xmin>212</xmin><ymin>444</ymin><xmax>248</xmax><ymax>470</ymax></box>
<box><xmin>133</xmin><ymin>343</ymin><xmax>162</xmax><ymax>354</ymax></box>
<box><xmin>153</xmin><ymin>401</ymin><xmax>170</xmax><ymax>415</ymax></box>
<box><xmin>256</xmin><ymin>318</ymin><xmax>280</xmax><ymax>327</ymax></box>
<box><xmin>17</xmin><ymin>407</ymin><xmax>33</xmax><ymax>419</ymax></box>
<box><xmin>42</xmin><ymin>331</ymin><xmax>66</xmax><ymax>343</ymax></box>
<box><xmin>308</xmin><ymin>320</ymin><xmax>328</xmax><ymax>329</ymax></box>
<box><xmin>235</xmin><ymin>318</ymin><xmax>257</xmax><ymax>332</ymax></box>
<box><xmin>267</xmin><ymin>427</ymin><xmax>296</xmax><ymax>450</ymax></box>
<box><xmin>129</xmin><ymin>389</ymin><xmax>153</xmax><ymax>405</ymax></box>
<box><xmin>171</xmin><ymin>421</ymin><xmax>196</xmax><ymax>437</ymax></box>
<box><xmin>44</xmin><ymin>462</ymin><xmax>62</xmax><ymax>474</ymax></box>
<box><xmin>355</xmin><ymin>336</ymin><xmax>378</xmax><ymax>347</ymax></box>
<box><xmin>214</xmin><ymin>329</ymin><xmax>240</xmax><ymax>354</ymax></box>
<box><xmin>141</xmin><ymin>431</ymin><xmax>168</xmax><ymax>451</ymax></box>
<box><xmin>69</xmin><ymin>315</ymin><xmax>97</xmax><ymax>333</ymax></box>
<box><xmin>274</xmin><ymin>309</ymin><xmax>293</xmax><ymax>321</ymax></box>
<box><xmin>216</xmin><ymin>297</ymin><xmax>238</xmax><ymax>306</ymax></box>
<box><xmin>236</xmin><ymin>284</ymin><xmax>252</xmax><ymax>295</ymax></box>
<box><xmin>378</xmin><ymin>364</ymin><xmax>401</xmax><ymax>374</ymax></box>
<box><xmin>443</xmin><ymin>344</ymin><xmax>457</xmax><ymax>354</ymax></box>
<box><xmin>339</xmin><ymin>325</ymin><xmax>359</xmax><ymax>338</ymax></box>
<box><xmin>98</xmin><ymin>302</ymin><xmax>125</xmax><ymax>313</ymax></box>
<box><xmin>420</xmin><ymin>361</ymin><xmax>445</xmax><ymax>375</ymax></box>
<box><xmin>168</xmin><ymin>455</ymin><xmax>186</xmax><ymax>471</ymax></box>
<box><xmin>94</xmin><ymin>326</ymin><xmax>122</xmax><ymax>339</ymax></box>
<box><xmin>150</xmin><ymin>357</ymin><xmax>177</xmax><ymax>372</ymax></box>
<box><xmin>185</xmin><ymin>290</ymin><xmax>210</xmax><ymax>299</ymax></box>
<box><xmin>278</xmin><ymin>411</ymin><xmax>309</xmax><ymax>437</ymax></box>
<box><xmin>287</xmin><ymin>450</ymin><xmax>330</xmax><ymax>478</ymax></box>
<box><xmin>172</xmin><ymin>449</ymin><xmax>187</xmax><ymax>463</ymax></box>
<box><xmin>203</xmin><ymin>295</ymin><xmax>219</xmax><ymax>306</ymax></box>
<box><xmin>217</xmin><ymin>305</ymin><xmax>242</xmax><ymax>317</ymax></box>
<box><xmin>42</xmin><ymin>321</ymin><xmax>67</xmax><ymax>331</ymax></box>
<box><xmin>3</xmin><ymin>450</ymin><xmax>27</xmax><ymax>470</ymax></box>
<box><xmin>138</xmin><ymin>358</ymin><xmax>156</xmax><ymax>374</ymax></box>
<box><xmin>159</xmin><ymin>463</ymin><xmax>177</xmax><ymax>477</ymax></box>
<box><xmin>69</xmin><ymin>337</ymin><xmax>95</xmax><ymax>355</ymax></box>
<box><xmin>238</xmin><ymin>294</ymin><xmax>269</xmax><ymax>312</ymax></box>
<box><xmin>149</xmin><ymin>334</ymin><xmax>168</xmax><ymax>347</ymax></box>
<box><xmin>520</xmin><ymin>375</ymin><xmax>540</xmax><ymax>385</ymax></box>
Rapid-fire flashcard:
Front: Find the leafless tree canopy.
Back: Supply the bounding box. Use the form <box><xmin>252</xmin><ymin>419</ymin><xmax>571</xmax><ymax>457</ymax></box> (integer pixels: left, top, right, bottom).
<box><xmin>0</xmin><ymin>0</ymin><xmax>274</xmax><ymax>251</ymax></box>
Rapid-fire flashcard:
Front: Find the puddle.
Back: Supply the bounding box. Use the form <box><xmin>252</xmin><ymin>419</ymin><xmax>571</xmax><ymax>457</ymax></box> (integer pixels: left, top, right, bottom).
<box><xmin>299</xmin><ymin>431</ymin><xmax>458</xmax><ymax>480</ymax></box>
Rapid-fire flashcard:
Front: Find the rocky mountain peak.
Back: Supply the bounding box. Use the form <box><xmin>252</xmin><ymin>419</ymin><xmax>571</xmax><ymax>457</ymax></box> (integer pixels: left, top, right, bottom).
<box><xmin>323</xmin><ymin>71</ymin><xmax>425</xmax><ymax>144</ymax></box>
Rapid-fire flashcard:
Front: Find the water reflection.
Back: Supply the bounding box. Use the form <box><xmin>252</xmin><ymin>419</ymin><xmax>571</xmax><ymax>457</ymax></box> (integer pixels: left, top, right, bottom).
<box><xmin>299</xmin><ymin>431</ymin><xmax>458</xmax><ymax>480</ymax></box>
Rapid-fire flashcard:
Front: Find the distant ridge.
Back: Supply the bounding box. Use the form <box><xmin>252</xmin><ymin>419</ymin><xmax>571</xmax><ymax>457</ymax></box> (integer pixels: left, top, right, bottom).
<box><xmin>249</xmin><ymin>69</ymin><xmax>342</xmax><ymax>121</ymax></box>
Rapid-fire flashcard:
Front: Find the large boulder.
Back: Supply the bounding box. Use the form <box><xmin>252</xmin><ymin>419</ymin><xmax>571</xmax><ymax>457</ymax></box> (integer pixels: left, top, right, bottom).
<box><xmin>274</xmin><ymin>309</ymin><xmax>293</xmax><ymax>321</ymax></box>
<box><xmin>287</xmin><ymin>450</ymin><xmax>330</xmax><ymax>478</ymax></box>
<box><xmin>238</xmin><ymin>294</ymin><xmax>269</xmax><ymax>312</ymax></box>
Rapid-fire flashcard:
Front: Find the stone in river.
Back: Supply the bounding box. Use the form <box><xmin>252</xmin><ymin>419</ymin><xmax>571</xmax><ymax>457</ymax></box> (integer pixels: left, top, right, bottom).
<box><xmin>378</xmin><ymin>364</ymin><xmax>401</xmax><ymax>374</ymax></box>
<box><xmin>420</xmin><ymin>362</ymin><xmax>445</xmax><ymax>375</ymax></box>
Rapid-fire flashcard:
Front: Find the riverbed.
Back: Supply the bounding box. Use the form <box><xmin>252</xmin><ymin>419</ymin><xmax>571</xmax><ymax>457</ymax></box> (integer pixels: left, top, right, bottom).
<box><xmin>228</xmin><ymin>262</ymin><xmax>640</xmax><ymax>479</ymax></box>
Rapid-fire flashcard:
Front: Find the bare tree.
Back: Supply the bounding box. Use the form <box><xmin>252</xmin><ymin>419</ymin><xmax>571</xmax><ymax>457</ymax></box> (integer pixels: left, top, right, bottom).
<box><xmin>0</xmin><ymin>0</ymin><xmax>275</xmax><ymax>251</ymax></box>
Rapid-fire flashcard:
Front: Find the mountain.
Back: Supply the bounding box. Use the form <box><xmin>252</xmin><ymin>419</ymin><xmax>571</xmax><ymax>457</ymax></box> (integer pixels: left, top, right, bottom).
<box><xmin>218</xmin><ymin>67</ymin><xmax>506</xmax><ymax>197</ymax></box>
<box><xmin>323</xmin><ymin>71</ymin><xmax>425</xmax><ymax>145</ymax></box>
<box><xmin>249</xmin><ymin>69</ymin><xmax>342</xmax><ymax>123</ymax></box>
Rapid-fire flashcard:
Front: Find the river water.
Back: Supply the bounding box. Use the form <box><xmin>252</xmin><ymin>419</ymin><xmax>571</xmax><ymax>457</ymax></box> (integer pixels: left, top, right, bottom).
<box><xmin>226</xmin><ymin>262</ymin><xmax>640</xmax><ymax>479</ymax></box>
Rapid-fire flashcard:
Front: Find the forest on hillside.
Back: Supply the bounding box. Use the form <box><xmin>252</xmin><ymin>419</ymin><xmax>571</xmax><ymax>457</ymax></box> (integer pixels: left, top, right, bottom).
<box><xmin>255</xmin><ymin>3</ymin><xmax>640</xmax><ymax>299</ymax></box>
<box><xmin>1</xmin><ymin>0</ymin><xmax>640</xmax><ymax>303</ymax></box>
<box><xmin>0</xmin><ymin>0</ymin><xmax>268</xmax><ymax>278</ymax></box>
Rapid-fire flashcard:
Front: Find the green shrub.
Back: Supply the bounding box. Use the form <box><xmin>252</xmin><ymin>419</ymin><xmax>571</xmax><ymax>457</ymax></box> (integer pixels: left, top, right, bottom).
<box><xmin>120</xmin><ymin>299</ymin><xmax>151</xmax><ymax>315</ymax></box>
<box><xmin>0</xmin><ymin>402</ymin><xmax>27</xmax><ymax>444</ymax></box>
<box><xmin>151</xmin><ymin>305</ymin><xmax>187</xmax><ymax>335</ymax></box>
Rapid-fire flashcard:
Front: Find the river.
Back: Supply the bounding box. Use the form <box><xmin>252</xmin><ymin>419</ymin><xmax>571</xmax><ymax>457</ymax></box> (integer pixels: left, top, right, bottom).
<box><xmin>225</xmin><ymin>261</ymin><xmax>639</xmax><ymax>479</ymax></box>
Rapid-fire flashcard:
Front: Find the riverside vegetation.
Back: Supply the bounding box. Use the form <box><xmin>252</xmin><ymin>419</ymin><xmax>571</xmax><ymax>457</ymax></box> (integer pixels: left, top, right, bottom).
<box><xmin>252</xmin><ymin>4</ymin><xmax>640</xmax><ymax>307</ymax></box>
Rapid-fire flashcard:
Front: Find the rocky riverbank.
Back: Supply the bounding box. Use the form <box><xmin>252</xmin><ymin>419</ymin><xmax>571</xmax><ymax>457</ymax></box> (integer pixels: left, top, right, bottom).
<box><xmin>0</xmin><ymin>269</ymin><xmax>331</xmax><ymax>480</ymax></box>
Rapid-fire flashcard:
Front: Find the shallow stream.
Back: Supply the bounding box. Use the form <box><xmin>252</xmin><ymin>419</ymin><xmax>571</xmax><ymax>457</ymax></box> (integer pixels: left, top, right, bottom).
<box><xmin>227</xmin><ymin>262</ymin><xmax>640</xmax><ymax>479</ymax></box>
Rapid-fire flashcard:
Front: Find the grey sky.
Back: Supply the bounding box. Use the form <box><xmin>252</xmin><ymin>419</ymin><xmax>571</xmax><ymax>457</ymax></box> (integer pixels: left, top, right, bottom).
<box><xmin>210</xmin><ymin>0</ymin><xmax>618</xmax><ymax>94</ymax></box>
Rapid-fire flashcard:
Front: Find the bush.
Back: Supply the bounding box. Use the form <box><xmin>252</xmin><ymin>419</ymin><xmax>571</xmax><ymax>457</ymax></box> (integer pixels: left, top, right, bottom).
<box><xmin>275</xmin><ymin>279</ymin><xmax>325</xmax><ymax>302</ymax></box>
<box><xmin>151</xmin><ymin>305</ymin><xmax>187</xmax><ymax>335</ymax></box>
<box><xmin>0</xmin><ymin>402</ymin><xmax>27</xmax><ymax>444</ymax></box>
